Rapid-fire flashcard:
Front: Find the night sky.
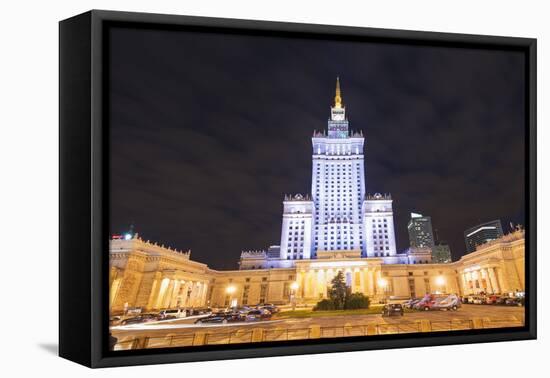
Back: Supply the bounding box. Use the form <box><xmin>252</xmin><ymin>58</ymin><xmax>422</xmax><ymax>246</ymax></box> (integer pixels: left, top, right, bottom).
<box><xmin>109</xmin><ymin>26</ymin><xmax>526</xmax><ymax>269</ymax></box>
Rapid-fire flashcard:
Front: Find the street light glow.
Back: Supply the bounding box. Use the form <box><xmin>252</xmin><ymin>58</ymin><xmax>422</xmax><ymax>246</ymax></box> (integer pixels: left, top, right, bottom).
<box><xmin>435</xmin><ymin>276</ymin><xmax>446</xmax><ymax>286</ymax></box>
<box><xmin>377</xmin><ymin>278</ymin><xmax>388</xmax><ymax>288</ymax></box>
<box><xmin>225</xmin><ymin>285</ymin><xmax>236</xmax><ymax>294</ymax></box>
<box><xmin>290</xmin><ymin>282</ymin><xmax>299</xmax><ymax>290</ymax></box>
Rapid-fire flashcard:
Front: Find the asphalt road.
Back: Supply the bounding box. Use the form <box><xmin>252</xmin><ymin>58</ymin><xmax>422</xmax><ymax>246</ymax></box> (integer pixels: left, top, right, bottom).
<box><xmin>111</xmin><ymin>304</ymin><xmax>525</xmax><ymax>349</ymax></box>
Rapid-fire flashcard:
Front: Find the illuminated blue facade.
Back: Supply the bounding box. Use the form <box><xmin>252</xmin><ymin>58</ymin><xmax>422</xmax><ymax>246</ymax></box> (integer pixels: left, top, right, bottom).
<box><xmin>241</xmin><ymin>78</ymin><xmax>401</xmax><ymax>269</ymax></box>
<box><xmin>280</xmin><ymin>78</ymin><xmax>398</xmax><ymax>261</ymax></box>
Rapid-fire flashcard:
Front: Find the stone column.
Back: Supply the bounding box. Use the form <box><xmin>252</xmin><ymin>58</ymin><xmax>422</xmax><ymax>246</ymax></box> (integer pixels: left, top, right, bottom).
<box><xmin>163</xmin><ymin>279</ymin><xmax>175</xmax><ymax>309</ymax></box>
<box><xmin>320</xmin><ymin>269</ymin><xmax>327</xmax><ymax>299</ymax></box>
<box><xmin>367</xmin><ymin>269</ymin><xmax>375</xmax><ymax>296</ymax></box>
<box><xmin>359</xmin><ymin>268</ymin><xmax>366</xmax><ymax>295</ymax></box>
<box><xmin>169</xmin><ymin>280</ymin><xmax>181</xmax><ymax>308</ymax></box>
<box><xmin>304</xmin><ymin>271</ymin><xmax>311</xmax><ymax>298</ymax></box>
<box><xmin>465</xmin><ymin>272</ymin><xmax>472</xmax><ymax>295</ymax></box>
<box><xmin>483</xmin><ymin>268</ymin><xmax>495</xmax><ymax>294</ymax></box>
<box><xmin>203</xmin><ymin>282</ymin><xmax>210</xmax><ymax>306</ymax></box>
<box><xmin>312</xmin><ymin>270</ymin><xmax>319</xmax><ymax>299</ymax></box>
<box><xmin>488</xmin><ymin>267</ymin><xmax>500</xmax><ymax>294</ymax></box>
<box><xmin>152</xmin><ymin>276</ymin><xmax>169</xmax><ymax>310</ymax></box>
<box><xmin>189</xmin><ymin>282</ymin><xmax>197</xmax><ymax>307</ymax></box>
<box><xmin>199</xmin><ymin>283</ymin><xmax>207</xmax><ymax>306</ymax></box>
<box><xmin>297</xmin><ymin>271</ymin><xmax>305</xmax><ymax>298</ymax></box>
<box><xmin>460</xmin><ymin>273</ymin><xmax>467</xmax><ymax>296</ymax></box>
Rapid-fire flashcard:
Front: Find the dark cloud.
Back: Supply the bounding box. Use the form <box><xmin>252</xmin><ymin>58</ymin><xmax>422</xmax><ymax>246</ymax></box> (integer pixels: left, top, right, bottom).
<box><xmin>109</xmin><ymin>26</ymin><xmax>526</xmax><ymax>269</ymax></box>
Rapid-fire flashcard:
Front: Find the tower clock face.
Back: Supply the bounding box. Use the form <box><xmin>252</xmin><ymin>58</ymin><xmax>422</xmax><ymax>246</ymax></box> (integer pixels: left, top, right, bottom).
<box><xmin>332</xmin><ymin>109</ymin><xmax>345</xmax><ymax>121</ymax></box>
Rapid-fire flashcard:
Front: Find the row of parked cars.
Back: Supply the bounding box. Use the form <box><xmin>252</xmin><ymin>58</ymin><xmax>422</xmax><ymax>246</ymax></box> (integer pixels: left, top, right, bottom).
<box><xmin>462</xmin><ymin>294</ymin><xmax>524</xmax><ymax>306</ymax></box>
<box><xmin>402</xmin><ymin>294</ymin><xmax>462</xmax><ymax>311</ymax></box>
<box><xmin>110</xmin><ymin>307</ymin><xmax>213</xmax><ymax>326</ymax></box>
<box><xmin>110</xmin><ymin>304</ymin><xmax>281</xmax><ymax>326</ymax></box>
<box><xmin>195</xmin><ymin>304</ymin><xmax>280</xmax><ymax>324</ymax></box>
<box><xmin>380</xmin><ymin>294</ymin><xmax>462</xmax><ymax>317</ymax></box>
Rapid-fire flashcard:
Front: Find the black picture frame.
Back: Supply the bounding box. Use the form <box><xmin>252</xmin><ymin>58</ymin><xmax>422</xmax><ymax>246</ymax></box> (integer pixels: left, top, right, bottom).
<box><xmin>59</xmin><ymin>9</ymin><xmax>537</xmax><ymax>368</ymax></box>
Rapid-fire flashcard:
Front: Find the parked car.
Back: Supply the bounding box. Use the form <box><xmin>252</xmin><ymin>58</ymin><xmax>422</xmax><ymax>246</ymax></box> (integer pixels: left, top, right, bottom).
<box><xmin>194</xmin><ymin>312</ymin><xmax>244</xmax><ymax>324</ymax></box>
<box><xmin>234</xmin><ymin>306</ymin><xmax>253</xmax><ymax>314</ymax></box>
<box><xmin>245</xmin><ymin>309</ymin><xmax>272</xmax><ymax>322</ymax></box>
<box><xmin>466</xmin><ymin>295</ymin><xmax>484</xmax><ymax>304</ymax></box>
<box><xmin>187</xmin><ymin>307</ymin><xmax>212</xmax><ymax>316</ymax></box>
<box><xmin>414</xmin><ymin>294</ymin><xmax>461</xmax><ymax>311</ymax></box>
<box><xmin>430</xmin><ymin>294</ymin><xmax>461</xmax><ymax>311</ymax></box>
<box><xmin>494</xmin><ymin>296</ymin><xmax>508</xmax><ymax>305</ymax></box>
<box><xmin>109</xmin><ymin>316</ymin><xmax>122</xmax><ymax>326</ymax></box>
<box><xmin>258</xmin><ymin>304</ymin><xmax>280</xmax><ymax>313</ymax></box>
<box><xmin>158</xmin><ymin>309</ymin><xmax>187</xmax><ymax>320</ymax></box>
<box><xmin>485</xmin><ymin>295</ymin><xmax>500</xmax><ymax>305</ymax></box>
<box><xmin>414</xmin><ymin>294</ymin><xmax>436</xmax><ymax>310</ymax></box>
<box><xmin>120</xmin><ymin>314</ymin><xmax>158</xmax><ymax>325</ymax></box>
<box><xmin>382</xmin><ymin>303</ymin><xmax>404</xmax><ymax>317</ymax></box>
<box><xmin>504</xmin><ymin>297</ymin><xmax>524</xmax><ymax>306</ymax></box>
<box><xmin>402</xmin><ymin>298</ymin><xmax>421</xmax><ymax>309</ymax></box>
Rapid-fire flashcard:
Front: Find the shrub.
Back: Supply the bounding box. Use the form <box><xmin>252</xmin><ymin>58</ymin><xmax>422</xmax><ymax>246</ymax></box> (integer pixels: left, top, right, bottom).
<box><xmin>344</xmin><ymin>293</ymin><xmax>370</xmax><ymax>310</ymax></box>
<box><xmin>313</xmin><ymin>299</ymin><xmax>337</xmax><ymax>311</ymax></box>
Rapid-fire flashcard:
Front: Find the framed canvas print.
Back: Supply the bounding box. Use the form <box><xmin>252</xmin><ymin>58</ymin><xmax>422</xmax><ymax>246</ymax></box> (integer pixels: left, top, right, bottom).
<box><xmin>59</xmin><ymin>10</ymin><xmax>536</xmax><ymax>368</ymax></box>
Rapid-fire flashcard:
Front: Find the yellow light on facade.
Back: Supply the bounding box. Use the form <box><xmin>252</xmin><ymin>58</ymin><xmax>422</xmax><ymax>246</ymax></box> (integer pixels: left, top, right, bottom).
<box><xmin>290</xmin><ymin>282</ymin><xmax>299</xmax><ymax>291</ymax></box>
<box><xmin>377</xmin><ymin>278</ymin><xmax>388</xmax><ymax>288</ymax></box>
<box><xmin>225</xmin><ymin>285</ymin><xmax>236</xmax><ymax>294</ymax></box>
<box><xmin>435</xmin><ymin>276</ymin><xmax>446</xmax><ymax>286</ymax></box>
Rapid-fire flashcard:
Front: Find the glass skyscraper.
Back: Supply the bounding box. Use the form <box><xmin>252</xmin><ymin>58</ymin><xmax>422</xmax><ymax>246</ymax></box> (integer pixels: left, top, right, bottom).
<box><xmin>464</xmin><ymin>220</ymin><xmax>504</xmax><ymax>253</ymax></box>
<box><xmin>407</xmin><ymin>213</ymin><xmax>435</xmax><ymax>249</ymax></box>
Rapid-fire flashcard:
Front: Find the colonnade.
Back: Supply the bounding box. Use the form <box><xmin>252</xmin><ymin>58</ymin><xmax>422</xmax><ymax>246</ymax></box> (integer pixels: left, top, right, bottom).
<box><xmin>460</xmin><ymin>266</ymin><xmax>501</xmax><ymax>295</ymax></box>
<box><xmin>296</xmin><ymin>266</ymin><xmax>382</xmax><ymax>300</ymax></box>
<box><xmin>146</xmin><ymin>276</ymin><xmax>209</xmax><ymax>310</ymax></box>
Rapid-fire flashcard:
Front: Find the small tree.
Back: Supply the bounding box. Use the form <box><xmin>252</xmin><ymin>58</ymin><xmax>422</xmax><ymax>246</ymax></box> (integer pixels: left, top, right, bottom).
<box><xmin>329</xmin><ymin>271</ymin><xmax>348</xmax><ymax>310</ymax></box>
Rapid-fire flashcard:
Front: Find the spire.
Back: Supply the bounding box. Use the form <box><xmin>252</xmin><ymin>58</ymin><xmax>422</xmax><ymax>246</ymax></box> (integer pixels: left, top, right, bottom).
<box><xmin>334</xmin><ymin>76</ymin><xmax>343</xmax><ymax>108</ymax></box>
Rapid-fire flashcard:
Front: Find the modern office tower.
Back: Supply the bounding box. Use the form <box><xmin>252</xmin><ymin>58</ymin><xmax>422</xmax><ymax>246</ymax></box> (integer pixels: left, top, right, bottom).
<box><xmin>407</xmin><ymin>213</ymin><xmax>435</xmax><ymax>248</ymax></box>
<box><xmin>464</xmin><ymin>220</ymin><xmax>504</xmax><ymax>253</ymax></box>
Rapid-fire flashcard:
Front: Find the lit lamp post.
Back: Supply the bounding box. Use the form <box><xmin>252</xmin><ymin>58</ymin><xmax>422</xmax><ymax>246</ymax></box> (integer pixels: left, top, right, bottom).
<box><xmin>377</xmin><ymin>278</ymin><xmax>388</xmax><ymax>304</ymax></box>
<box><xmin>435</xmin><ymin>276</ymin><xmax>446</xmax><ymax>294</ymax></box>
<box><xmin>290</xmin><ymin>282</ymin><xmax>299</xmax><ymax>311</ymax></box>
<box><xmin>226</xmin><ymin>285</ymin><xmax>237</xmax><ymax>309</ymax></box>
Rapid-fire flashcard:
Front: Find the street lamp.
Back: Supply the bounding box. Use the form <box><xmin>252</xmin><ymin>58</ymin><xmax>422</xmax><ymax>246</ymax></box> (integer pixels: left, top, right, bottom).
<box><xmin>290</xmin><ymin>282</ymin><xmax>299</xmax><ymax>310</ymax></box>
<box><xmin>435</xmin><ymin>276</ymin><xmax>446</xmax><ymax>294</ymax></box>
<box><xmin>377</xmin><ymin>278</ymin><xmax>388</xmax><ymax>303</ymax></box>
<box><xmin>226</xmin><ymin>285</ymin><xmax>236</xmax><ymax>309</ymax></box>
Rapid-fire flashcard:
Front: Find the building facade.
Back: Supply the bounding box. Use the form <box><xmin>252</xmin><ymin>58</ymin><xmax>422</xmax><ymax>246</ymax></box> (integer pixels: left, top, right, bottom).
<box><xmin>110</xmin><ymin>229</ymin><xmax>525</xmax><ymax>312</ymax></box>
<box><xmin>464</xmin><ymin>219</ymin><xmax>504</xmax><ymax>253</ymax></box>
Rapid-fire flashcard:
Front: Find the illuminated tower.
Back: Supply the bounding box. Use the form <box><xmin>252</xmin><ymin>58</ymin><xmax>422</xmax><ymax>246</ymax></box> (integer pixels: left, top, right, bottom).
<box><xmin>277</xmin><ymin>77</ymin><xmax>397</xmax><ymax>261</ymax></box>
<box><xmin>310</xmin><ymin>78</ymin><xmax>367</xmax><ymax>256</ymax></box>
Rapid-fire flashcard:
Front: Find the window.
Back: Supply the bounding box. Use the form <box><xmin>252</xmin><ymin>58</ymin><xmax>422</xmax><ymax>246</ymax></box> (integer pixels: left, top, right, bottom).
<box><xmin>424</xmin><ymin>278</ymin><xmax>431</xmax><ymax>293</ymax></box>
<box><xmin>242</xmin><ymin>285</ymin><xmax>250</xmax><ymax>305</ymax></box>
<box><xmin>259</xmin><ymin>284</ymin><xmax>268</xmax><ymax>304</ymax></box>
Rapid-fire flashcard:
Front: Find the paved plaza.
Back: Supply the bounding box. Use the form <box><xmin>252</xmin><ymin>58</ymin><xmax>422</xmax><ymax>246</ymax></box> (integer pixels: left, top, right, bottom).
<box><xmin>111</xmin><ymin>304</ymin><xmax>525</xmax><ymax>350</ymax></box>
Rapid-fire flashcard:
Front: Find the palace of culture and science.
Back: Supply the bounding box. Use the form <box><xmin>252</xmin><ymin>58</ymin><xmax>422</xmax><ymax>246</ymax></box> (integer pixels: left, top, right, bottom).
<box><xmin>239</xmin><ymin>78</ymin><xmax>425</xmax><ymax>269</ymax></box>
<box><xmin>109</xmin><ymin>79</ymin><xmax>525</xmax><ymax>311</ymax></box>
